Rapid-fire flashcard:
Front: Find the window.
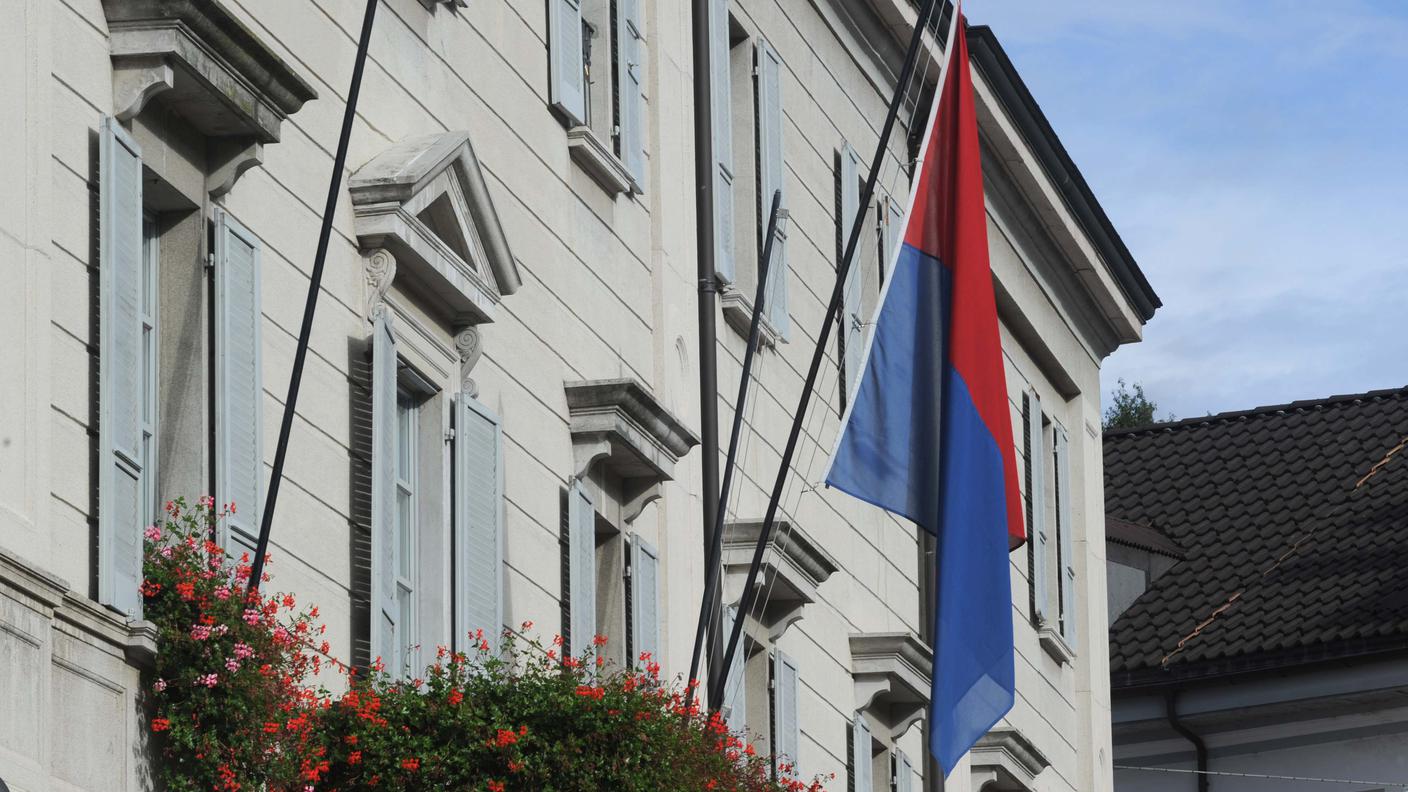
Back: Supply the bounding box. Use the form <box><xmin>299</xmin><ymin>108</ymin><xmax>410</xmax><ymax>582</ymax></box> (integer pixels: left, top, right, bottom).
<box><xmin>549</xmin><ymin>0</ymin><xmax>647</xmax><ymax>190</ymax></box>
<box><xmin>1023</xmin><ymin>388</ymin><xmax>1076</xmax><ymax>661</ymax></box>
<box><xmin>394</xmin><ymin>392</ymin><xmax>420</xmax><ymax>677</ymax></box>
<box><xmin>1053</xmin><ymin>425</ymin><xmax>1076</xmax><ymax>649</ymax></box>
<box><xmin>717</xmin><ymin>28</ymin><xmax>789</xmax><ymax>342</ymax></box>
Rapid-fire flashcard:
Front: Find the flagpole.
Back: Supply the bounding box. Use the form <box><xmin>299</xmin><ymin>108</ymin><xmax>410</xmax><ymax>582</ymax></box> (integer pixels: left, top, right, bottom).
<box><xmin>707</xmin><ymin>0</ymin><xmax>945</xmax><ymax>713</ymax></box>
<box><xmin>685</xmin><ymin>189</ymin><xmax>783</xmax><ymax>711</ymax></box>
<box><xmin>248</xmin><ymin>0</ymin><xmax>380</xmax><ymax>593</ymax></box>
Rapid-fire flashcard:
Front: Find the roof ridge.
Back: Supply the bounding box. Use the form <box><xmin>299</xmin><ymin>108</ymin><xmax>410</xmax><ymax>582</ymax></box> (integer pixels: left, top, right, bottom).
<box><xmin>1103</xmin><ymin>384</ymin><xmax>1408</xmax><ymax>438</ymax></box>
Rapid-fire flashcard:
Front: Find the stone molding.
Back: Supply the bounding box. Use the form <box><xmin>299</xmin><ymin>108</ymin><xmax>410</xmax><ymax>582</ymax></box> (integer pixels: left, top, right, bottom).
<box><xmin>849</xmin><ymin>632</ymin><xmax>933</xmax><ymax>736</ymax></box>
<box><xmin>720</xmin><ymin>285</ymin><xmax>782</xmax><ymax>348</ymax></box>
<box><xmin>971</xmin><ymin>727</ymin><xmax>1050</xmax><ymax>791</ymax></box>
<box><xmin>350</xmin><ymin>131</ymin><xmax>521</xmax><ymax>326</ymax></box>
<box><xmin>722</xmin><ymin>519</ymin><xmax>838</xmax><ymax>640</ymax></box>
<box><xmin>567</xmin><ymin>126</ymin><xmax>635</xmax><ymax>196</ymax></box>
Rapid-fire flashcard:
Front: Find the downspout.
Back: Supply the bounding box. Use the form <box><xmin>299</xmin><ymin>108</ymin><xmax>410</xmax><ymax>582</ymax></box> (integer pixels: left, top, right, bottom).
<box><xmin>1165</xmin><ymin>690</ymin><xmax>1209</xmax><ymax>792</ymax></box>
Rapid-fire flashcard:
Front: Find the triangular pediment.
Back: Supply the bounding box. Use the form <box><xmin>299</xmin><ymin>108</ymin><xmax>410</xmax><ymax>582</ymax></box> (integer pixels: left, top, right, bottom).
<box><xmin>350</xmin><ymin>132</ymin><xmax>520</xmax><ymax>324</ymax></box>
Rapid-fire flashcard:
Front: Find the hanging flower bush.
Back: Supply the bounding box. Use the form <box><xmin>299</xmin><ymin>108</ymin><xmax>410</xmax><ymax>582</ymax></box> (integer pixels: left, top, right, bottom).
<box><xmin>142</xmin><ymin>497</ymin><xmax>332</xmax><ymax>791</ymax></box>
<box><xmin>142</xmin><ymin>498</ymin><xmax>830</xmax><ymax>792</ymax></box>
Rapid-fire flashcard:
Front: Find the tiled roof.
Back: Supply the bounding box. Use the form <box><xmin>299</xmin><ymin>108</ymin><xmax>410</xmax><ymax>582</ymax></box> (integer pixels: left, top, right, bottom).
<box><xmin>1107</xmin><ymin>516</ymin><xmax>1184</xmax><ymax>558</ymax></box>
<box><xmin>1104</xmin><ymin>386</ymin><xmax>1408</xmax><ymax>688</ymax></box>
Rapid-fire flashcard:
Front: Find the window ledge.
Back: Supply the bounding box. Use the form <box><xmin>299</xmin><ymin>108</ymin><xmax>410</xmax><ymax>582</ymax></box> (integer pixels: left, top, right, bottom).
<box><xmin>720</xmin><ymin>286</ymin><xmax>782</xmax><ymax>348</ymax></box>
<box><xmin>567</xmin><ymin>126</ymin><xmax>636</xmax><ymax>196</ymax></box>
<box><xmin>971</xmin><ymin>727</ymin><xmax>1051</xmax><ymax>791</ymax></box>
<box><xmin>1037</xmin><ymin>624</ymin><xmax>1076</xmax><ymax>665</ymax></box>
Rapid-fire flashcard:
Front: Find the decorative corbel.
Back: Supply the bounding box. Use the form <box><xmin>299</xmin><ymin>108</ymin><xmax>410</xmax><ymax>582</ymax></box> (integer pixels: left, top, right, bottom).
<box><xmin>454</xmin><ymin>326</ymin><xmax>483</xmax><ymax>398</ymax></box>
<box><xmin>113</xmin><ymin>56</ymin><xmax>174</xmax><ymax>121</ymax></box>
<box><xmin>207</xmin><ymin>139</ymin><xmax>265</xmax><ymax>199</ymax></box>
<box><xmin>363</xmin><ymin>248</ymin><xmax>397</xmax><ymax>323</ymax></box>
<box><xmin>571</xmin><ymin>438</ymin><xmax>613</xmax><ymax>483</ymax></box>
<box><xmin>621</xmin><ymin>481</ymin><xmax>662</xmax><ymax>524</ymax></box>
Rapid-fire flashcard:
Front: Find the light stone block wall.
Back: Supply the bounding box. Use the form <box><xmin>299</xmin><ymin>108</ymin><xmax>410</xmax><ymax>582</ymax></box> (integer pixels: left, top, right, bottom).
<box><xmin>0</xmin><ymin>0</ymin><xmax>1142</xmax><ymax>790</ymax></box>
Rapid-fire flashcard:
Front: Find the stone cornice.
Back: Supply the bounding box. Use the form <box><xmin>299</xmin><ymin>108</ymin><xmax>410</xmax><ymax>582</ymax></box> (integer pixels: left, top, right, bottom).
<box><xmin>849</xmin><ymin>632</ymin><xmax>933</xmax><ymax>737</ymax></box>
<box><xmin>971</xmin><ymin>727</ymin><xmax>1051</xmax><ymax>790</ymax></box>
<box><xmin>565</xmin><ymin>379</ymin><xmax>699</xmax><ymax>483</ymax></box>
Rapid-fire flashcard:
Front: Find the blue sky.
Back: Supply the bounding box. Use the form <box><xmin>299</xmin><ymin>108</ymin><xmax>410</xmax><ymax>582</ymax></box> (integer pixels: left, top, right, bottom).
<box><xmin>970</xmin><ymin>1</ymin><xmax>1408</xmax><ymax>420</ymax></box>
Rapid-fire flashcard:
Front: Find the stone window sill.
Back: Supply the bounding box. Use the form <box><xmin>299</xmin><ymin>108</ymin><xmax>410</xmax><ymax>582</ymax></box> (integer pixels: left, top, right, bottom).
<box><xmin>567</xmin><ymin>126</ymin><xmax>636</xmax><ymax>196</ymax></box>
<box><xmin>720</xmin><ymin>286</ymin><xmax>782</xmax><ymax>348</ymax></box>
<box><xmin>1037</xmin><ymin>623</ymin><xmax>1075</xmax><ymax>665</ymax></box>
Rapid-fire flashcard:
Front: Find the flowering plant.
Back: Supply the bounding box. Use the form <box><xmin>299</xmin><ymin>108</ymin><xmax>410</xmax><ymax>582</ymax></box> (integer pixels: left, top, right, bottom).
<box><xmin>142</xmin><ymin>497</ymin><xmax>829</xmax><ymax>791</ymax></box>
<box><xmin>315</xmin><ymin>631</ymin><xmax>828</xmax><ymax>792</ymax></box>
<box><xmin>142</xmin><ymin>498</ymin><xmax>330</xmax><ymax>791</ymax></box>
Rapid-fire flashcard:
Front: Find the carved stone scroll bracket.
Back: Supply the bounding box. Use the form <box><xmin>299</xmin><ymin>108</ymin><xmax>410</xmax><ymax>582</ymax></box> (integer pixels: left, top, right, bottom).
<box><xmin>113</xmin><ymin>56</ymin><xmax>174</xmax><ymax>121</ymax></box>
<box><xmin>363</xmin><ymin>249</ymin><xmax>397</xmax><ymax>324</ymax></box>
<box><xmin>571</xmin><ymin>438</ymin><xmax>613</xmax><ymax>483</ymax></box>
<box><xmin>207</xmin><ymin>139</ymin><xmax>265</xmax><ymax>199</ymax></box>
<box><xmin>455</xmin><ymin>326</ymin><xmax>483</xmax><ymax>397</ymax></box>
<box><xmin>622</xmin><ymin>481</ymin><xmax>662</xmax><ymax>525</ymax></box>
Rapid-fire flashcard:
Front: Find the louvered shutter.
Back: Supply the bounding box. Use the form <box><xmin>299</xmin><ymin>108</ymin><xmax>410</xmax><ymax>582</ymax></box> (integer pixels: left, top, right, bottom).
<box><xmin>722</xmin><ymin>606</ymin><xmax>746</xmax><ymax>732</ymax></box>
<box><xmin>851</xmin><ymin>714</ymin><xmax>873</xmax><ymax>792</ymax></box>
<box><xmin>568</xmin><ymin>479</ymin><xmax>597</xmax><ymax>659</ymax></box>
<box><xmin>1026</xmin><ymin>390</ymin><xmax>1050</xmax><ymax>626</ymax></box>
<box><xmin>756</xmin><ymin>39</ymin><xmax>788</xmax><ymax>337</ymax></box>
<box><xmin>839</xmin><ymin>142</ymin><xmax>863</xmax><ymax>402</ymax></box>
<box><xmin>883</xmin><ymin>195</ymin><xmax>903</xmax><ymax>283</ymax></box>
<box><xmin>617</xmin><ymin>0</ymin><xmax>647</xmax><ymax>187</ymax></box>
<box><xmin>776</xmin><ymin>651</ymin><xmax>800</xmax><ymax>770</ymax></box>
<box><xmin>894</xmin><ymin>750</ymin><xmax>913</xmax><ymax>792</ymax></box>
<box><xmin>98</xmin><ymin>117</ymin><xmax>144</xmax><ymax>618</ymax></box>
<box><xmin>630</xmin><ymin>536</ymin><xmax>660</xmax><ymax>663</ymax></box>
<box><xmin>214</xmin><ymin>210</ymin><xmax>264</xmax><ymax>558</ymax></box>
<box><xmin>370</xmin><ymin>314</ymin><xmax>399</xmax><ymax>668</ymax></box>
<box><xmin>711</xmin><ymin>0</ymin><xmax>736</xmax><ymax>282</ymax></box>
<box><xmin>1055</xmin><ymin>424</ymin><xmax>1076</xmax><ymax>648</ymax></box>
<box><xmin>455</xmin><ymin>396</ymin><xmax>503</xmax><ymax>654</ymax></box>
<box><xmin>548</xmin><ymin>0</ymin><xmax>587</xmax><ymax>126</ymax></box>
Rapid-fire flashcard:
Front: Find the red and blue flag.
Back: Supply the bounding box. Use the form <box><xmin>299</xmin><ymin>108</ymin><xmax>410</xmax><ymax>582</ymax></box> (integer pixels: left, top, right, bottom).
<box><xmin>825</xmin><ymin>7</ymin><xmax>1023</xmax><ymax>774</ymax></box>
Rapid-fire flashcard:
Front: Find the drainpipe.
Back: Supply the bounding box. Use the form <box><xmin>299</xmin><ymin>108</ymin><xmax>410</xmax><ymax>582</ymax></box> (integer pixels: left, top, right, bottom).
<box><xmin>1165</xmin><ymin>690</ymin><xmax>1209</xmax><ymax>792</ymax></box>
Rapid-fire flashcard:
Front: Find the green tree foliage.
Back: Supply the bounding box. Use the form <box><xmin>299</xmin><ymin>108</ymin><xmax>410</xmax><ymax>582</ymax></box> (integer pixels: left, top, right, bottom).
<box><xmin>1103</xmin><ymin>379</ymin><xmax>1173</xmax><ymax>430</ymax></box>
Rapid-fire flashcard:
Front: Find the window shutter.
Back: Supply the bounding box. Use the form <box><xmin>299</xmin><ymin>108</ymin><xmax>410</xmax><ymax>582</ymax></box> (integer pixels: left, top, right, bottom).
<box><xmin>630</xmin><ymin>535</ymin><xmax>660</xmax><ymax>662</ymax></box>
<box><xmin>839</xmin><ymin>142</ymin><xmax>863</xmax><ymax>403</ymax></box>
<box><xmin>1055</xmin><ymin>424</ymin><xmax>1076</xmax><ymax>649</ymax></box>
<box><xmin>776</xmin><ymin>651</ymin><xmax>800</xmax><ymax>770</ymax></box>
<box><xmin>455</xmin><ymin>395</ymin><xmax>503</xmax><ymax>654</ymax></box>
<box><xmin>710</xmin><ymin>0</ymin><xmax>736</xmax><ymax>282</ymax></box>
<box><xmin>370</xmin><ymin>314</ymin><xmax>399</xmax><ymax>668</ymax></box>
<box><xmin>722</xmin><ymin>606</ymin><xmax>746</xmax><ymax>732</ymax></box>
<box><xmin>548</xmin><ymin>0</ymin><xmax>587</xmax><ymax>126</ymax></box>
<box><xmin>214</xmin><ymin>210</ymin><xmax>264</xmax><ymax>558</ymax></box>
<box><xmin>617</xmin><ymin>0</ymin><xmax>647</xmax><ymax>187</ymax></box>
<box><xmin>1026</xmin><ymin>390</ymin><xmax>1050</xmax><ymax>626</ymax></box>
<box><xmin>98</xmin><ymin>117</ymin><xmax>145</xmax><ymax>618</ymax></box>
<box><xmin>851</xmin><ymin>714</ymin><xmax>873</xmax><ymax>792</ymax></box>
<box><xmin>755</xmin><ymin>39</ymin><xmax>788</xmax><ymax>337</ymax></box>
<box><xmin>894</xmin><ymin>750</ymin><xmax>913</xmax><ymax>792</ymax></box>
<box><xmin>567</xmin><ymin>478</ymin><xmax>597</xmax><ymax>659</ymax></box>
<box><xmin>883</xmin><ymin>195</ymin><xmax>903</xmax><ymax>283</ymax></box>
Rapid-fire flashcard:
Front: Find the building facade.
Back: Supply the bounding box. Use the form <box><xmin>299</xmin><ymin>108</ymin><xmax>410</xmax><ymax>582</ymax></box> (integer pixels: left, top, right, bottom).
<box><xmin>1106</xmin><ymin>390</ymin><xmax>1408</xmax><ymax>792</ymax></box>
<box><xmin>0</xmin><ymin>1</ymin><xmax>1155</xmax><ymax>790</ymax></box>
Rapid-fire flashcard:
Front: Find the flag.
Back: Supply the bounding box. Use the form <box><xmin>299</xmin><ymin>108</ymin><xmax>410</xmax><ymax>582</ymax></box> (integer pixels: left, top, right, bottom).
<box><xmin>824</xmin><ymin>6</ymin><xmax>1023</xmax><ymax>775</ymax></box>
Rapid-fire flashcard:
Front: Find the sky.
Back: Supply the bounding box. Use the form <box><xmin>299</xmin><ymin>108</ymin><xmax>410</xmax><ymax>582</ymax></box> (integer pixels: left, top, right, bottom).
<box><xmin>969</xmin><ymin>1</ymin><xmax>1408</xmax><ymax>420</ymax></box>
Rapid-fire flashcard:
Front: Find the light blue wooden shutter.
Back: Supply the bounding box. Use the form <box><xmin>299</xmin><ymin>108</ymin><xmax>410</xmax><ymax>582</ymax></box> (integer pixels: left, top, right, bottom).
<box><xmin>617</xmin><ymin>0</ymin><xmax>647</xmax><ymax>187</ymax></box>
<box><xmin>776</xmin><ymin>651</ymin><xmax>800</xmax><ymax>769</ymax></box>
<box><xmin>894</xmin><ymin>750</ymin><xmax>913</xmax><ymax>792</ymax></box>
<box><xmin>839</xmin><ymin>142</ymin><xmax>863</xmax><ymax>401</ymax></box>
<box><xmin>711</xmin><ymin>0</ymin><xmax>736</xmax><ymax>282</ymax></box>
<box><xmin>214</xmin><ymin>210</ymin><xmax>264</xmax><ymax>558</ymax></box>
<box><xmin>455</xmin><ymin>396</ymin><xmax>503</xmax><ymax>653</ymax></box>
<box><xmin>548</xmin><ymin>0</ymin><xmax>587</xmax><ymax>126</ymax></box>
<box><xmin>1055</xmin><ymin>424</ymin><xmax>1076</xmax><ymax>648</ymax></box>
<box><xmin>630</xmin><ymin>536</ymin><xmax>660</xmax><ymax>662</ymax></box>
<box><xmin>851</xmin><ymin>714</ymin><xmax>873</xmax><ymax>792</ymax></box>
<box><xmin>1027</xmin><ymin>390</ymin><xmax>1050</xmax><ymax>626</ymax></box>
<box><xmin>370</xmin><ymin>314</ymin><xmax>399</xmax><ymax>668</ymax></box>
<box><xmin>722</xmin><ymin>606</ymin><xmax>746</xmax><ymax>732</ymax></box>
<box><xmin>756</xmin><ymin>39</ymin><xmax>787</xmax><ymax>337</ymax></box>
<box><xmin>883</xmin><ymin>195</ymin><xmax>904</xmax><ymax>283</ymax></box>
<box><xmin>98</xmin><ymin>117</ymin><xmax>144</xmax><ymax>618</ymax></box>
<box><xmin>568</xmin><ymin>479</ymin><xmax>596</xmax><ymax>659</ymax></box>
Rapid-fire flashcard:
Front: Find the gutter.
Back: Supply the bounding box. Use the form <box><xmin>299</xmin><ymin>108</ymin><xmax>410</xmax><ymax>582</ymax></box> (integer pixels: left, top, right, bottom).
<box><xmin>1165</xmin><ymin>690</ymin><xmax>1210</xmax><ymax>792</ymax></box>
